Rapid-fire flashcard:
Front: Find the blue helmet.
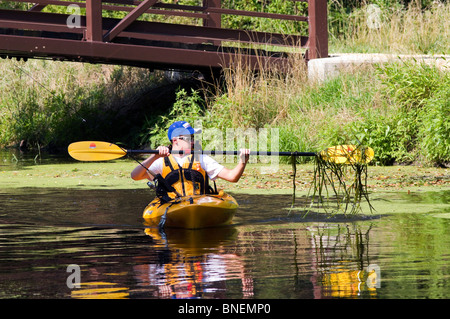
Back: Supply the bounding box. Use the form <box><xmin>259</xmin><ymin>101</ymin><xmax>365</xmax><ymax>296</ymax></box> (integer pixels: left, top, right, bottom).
<box><xmin>167</xmin><ymin>121</ymin><xmax>202</xmax><ymax>141</ymax></box>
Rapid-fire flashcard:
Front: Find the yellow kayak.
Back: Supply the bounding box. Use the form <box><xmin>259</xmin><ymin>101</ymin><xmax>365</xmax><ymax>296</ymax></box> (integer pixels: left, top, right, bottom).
<box><xmin>143</xmin><ymin>191</ymin><xmax>238</xmax><ymax>229</ymax></box>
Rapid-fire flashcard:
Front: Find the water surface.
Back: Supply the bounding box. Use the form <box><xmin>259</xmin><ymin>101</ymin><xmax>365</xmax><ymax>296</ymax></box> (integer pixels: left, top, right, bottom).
<box><xmin>0</xmin><ymin>187</ymin><xmax>448</xmax><ymax>299</ymax></box>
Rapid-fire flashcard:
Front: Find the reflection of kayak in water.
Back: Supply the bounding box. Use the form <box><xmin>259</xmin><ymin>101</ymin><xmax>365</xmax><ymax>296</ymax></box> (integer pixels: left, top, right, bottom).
<box><xmin>144</xmin><ymin>225</ymin><xmax>238</xmax><ymax>257</ymax></box>
<box><xmin>141</xmin><ymin>227</ymin><xmax>246</xmax><ymax>298</ymax></box>
<box><xmin>143</xmin><ymin>191</ymin><xmax>239</xmax><ymax>229</ymax></box>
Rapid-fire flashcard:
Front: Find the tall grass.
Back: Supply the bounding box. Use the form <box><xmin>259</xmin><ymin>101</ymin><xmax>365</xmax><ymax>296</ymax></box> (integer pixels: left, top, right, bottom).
<box><xmin>0</xmin><ymin>59</ymin><xmax>167</xmax><ymax>149</ymax></box>
<box><xmin>210</xmin><ymin>51</ymin><xmax>309</xmax><ymax>129</ymax></box>
<box><xmin>203</xmin><ymin>57</ymin><xmax>384</xmax><ymax>161</ymax></box>
<box><xmin>329</xmin><ymin>0</ymin><xmax>450</xmax><ymax>54</ymax></box>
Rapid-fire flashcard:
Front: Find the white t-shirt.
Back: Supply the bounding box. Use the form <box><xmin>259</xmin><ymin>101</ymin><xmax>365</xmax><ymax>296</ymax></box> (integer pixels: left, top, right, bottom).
<box><xmin>148</xmin><ymin>154</ymin><xmax>224</xmax><ymax>181</ymax></box>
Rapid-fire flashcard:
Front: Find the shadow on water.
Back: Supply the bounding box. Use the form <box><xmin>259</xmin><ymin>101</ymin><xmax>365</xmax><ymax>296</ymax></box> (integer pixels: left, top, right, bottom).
<box><xmin>0</xmin><ymin>188</ymin><xmax>382</xmax><ymax>229</ymax></box>
<box><xmin>0</xmin><ymin>148</ymin><xmax>74</xmax><ymax>171</ymax></box>
<box><xmin>0</xmin><ymin>187</ymin><xmax>449</xmax><ymax>299</ymax></box>
<box><xmin>0</xmin><ymin>188</ymin><xmax>147</xmax><ymax>228</ymax></box>
<box><xmin>232</xmin><ymin>192</ymin><xmax>382</xmax><ymax>226</ymax></box>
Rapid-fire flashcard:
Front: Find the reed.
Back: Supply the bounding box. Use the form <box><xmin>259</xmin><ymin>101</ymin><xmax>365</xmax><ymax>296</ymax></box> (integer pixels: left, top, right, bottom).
<box><xmin>207</xmin><ymin>45</ymin><xmax>309</xmax><ymax>137</ymax></box>
<box><xmin>207</xmin><ymin>50</ymin><xmax>382</xmax><ymax>158</ymax></box>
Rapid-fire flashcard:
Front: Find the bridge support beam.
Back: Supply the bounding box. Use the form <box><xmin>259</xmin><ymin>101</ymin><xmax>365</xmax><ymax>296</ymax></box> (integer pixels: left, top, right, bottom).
<box><xmin>203</xmin><ymin>0</ymin><xmax>221</xmax><ymax>28</ymax></box>
<box><xmin>308</xmin><ymin>0</ymin><xmax>328</xmax><ymax>59</ymax></box>
<box><xmin>85</xmin><ymin>0</ymin><xmax>102</xmax><ymax>42</ymax></box>
<box><xmin>203</xmin><ymin>0</ymin><xmax>221</xmax><ymax>46</ymax></box>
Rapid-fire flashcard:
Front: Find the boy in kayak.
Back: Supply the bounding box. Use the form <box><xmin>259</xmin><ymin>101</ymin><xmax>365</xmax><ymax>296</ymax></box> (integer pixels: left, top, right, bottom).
<box><xmin>131</xmin><ymin>121</ymin><xmax>250</xmax><ymax>198</ymax></box>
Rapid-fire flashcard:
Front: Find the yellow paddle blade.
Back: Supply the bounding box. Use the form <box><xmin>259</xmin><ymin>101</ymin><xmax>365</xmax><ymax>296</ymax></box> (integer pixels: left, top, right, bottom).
<box><xmin>68</xmin><ymin>141</ymin><xmax>127</xmax><ymax>161</ymax></box>
<box><xmin>320</xmin><ymin>145</ymin><xmax>374</xmax><ymax>164</ymax></box>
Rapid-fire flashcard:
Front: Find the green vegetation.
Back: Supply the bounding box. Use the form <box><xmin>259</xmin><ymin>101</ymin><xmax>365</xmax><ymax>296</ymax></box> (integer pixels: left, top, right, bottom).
<box><xmin>0</xmin><ymin>60</ymin><xmax>172</xmax><ymax>149</ymax></box>
<box><xmin>0</xmin><ymin>0</ymin><xmax>448</xmax><ymax>167</ymax></box>
<box><xmin>328</xmin><ymin>0</ymin><xmax>449</xmax><ymax>54</ymax></box>
<box><xmin>145</xmin><ymin>57</ymin><xmax>448</xmax><ymax>167</ymax></box>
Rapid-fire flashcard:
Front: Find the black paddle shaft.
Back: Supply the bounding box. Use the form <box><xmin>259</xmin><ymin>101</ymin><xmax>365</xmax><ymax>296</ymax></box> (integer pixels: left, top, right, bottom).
<box><xmin>126</xmin><ymin>149</ymin><xmax>317</xmax><ymax>157</ymax></box>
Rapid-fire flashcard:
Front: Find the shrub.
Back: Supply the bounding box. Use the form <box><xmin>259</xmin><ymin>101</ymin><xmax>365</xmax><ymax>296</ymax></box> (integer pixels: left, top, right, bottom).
<box><xmin>378</xmin><ymin>59</ymin><xmax>443</xmax><ymax>109</ymax></box>
<box><xmin>144</xmin><ymin>88</ymin><xmax>207</xmax><ymax>148</ymax></box>
<box><xmin>418</xmin><ymin>85</ymin><xmax>450</xmax><ymax>166</ymax></box>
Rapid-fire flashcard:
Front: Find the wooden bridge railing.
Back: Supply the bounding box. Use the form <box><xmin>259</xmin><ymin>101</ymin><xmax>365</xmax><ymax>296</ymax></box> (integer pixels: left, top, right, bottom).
<box><xmin>0</xmin><ymin>0</ymin><xmax>328</xmax><ymax>71</ymax></box>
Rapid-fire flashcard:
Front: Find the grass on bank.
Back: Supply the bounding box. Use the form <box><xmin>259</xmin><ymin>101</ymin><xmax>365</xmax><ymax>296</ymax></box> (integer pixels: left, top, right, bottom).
<box><xmin>0</xmin><ymin>60</ymin><xmax>171</xmax><ymax>149</ymax></box>
<box><xmin>146</xmin><ymin>55</ymin><xmax>449</xmax><ymax>167</ymax></box>
<box><xmin>1</xmin><ymin>157</ymin><xmax>448</xmax><ymax>193</ymax></box>
<box><xmin>329</xmin><ymin>0</ymin><xmax>450</xmax><ymax>55</ymax></box>
<box><xmin>0</xmin><ymin>1</ymin><xmax>449</xmax><ymax>167</ymax></box>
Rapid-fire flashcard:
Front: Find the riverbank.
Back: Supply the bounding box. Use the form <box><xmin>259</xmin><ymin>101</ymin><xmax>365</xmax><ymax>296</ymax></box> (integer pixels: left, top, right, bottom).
<box><xmin>2</xmin><ymin>159</ymin><xmax>448</xmax><ymax>191</ymax></box>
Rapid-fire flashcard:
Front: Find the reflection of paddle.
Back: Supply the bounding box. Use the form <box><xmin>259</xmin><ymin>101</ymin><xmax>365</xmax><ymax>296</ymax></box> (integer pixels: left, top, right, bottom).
<box><xmin>68</xmin><ymin>141</ymin><xmax>374</xmax><ymax>164</ymax></box>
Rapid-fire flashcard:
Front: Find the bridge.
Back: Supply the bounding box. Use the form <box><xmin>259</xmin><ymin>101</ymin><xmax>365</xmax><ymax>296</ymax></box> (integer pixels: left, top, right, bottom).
<box><xmin>0</xmin><ymin>0</ymin><xmax>328</xmax><ymax>74</ymax></box>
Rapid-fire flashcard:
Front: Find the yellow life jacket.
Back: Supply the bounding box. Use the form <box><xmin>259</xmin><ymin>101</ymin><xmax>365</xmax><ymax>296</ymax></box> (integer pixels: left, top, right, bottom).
<box><xmin>161</xmin><ymin>154</ymin><xmax>211</xmax><ymax>199</ymax></box>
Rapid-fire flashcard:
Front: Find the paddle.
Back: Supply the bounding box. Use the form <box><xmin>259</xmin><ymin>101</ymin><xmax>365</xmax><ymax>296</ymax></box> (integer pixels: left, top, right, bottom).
<box><xmin>68</xmin><ymin>140</ymin><xmax>375</xmax><ymax>216</ymax></box>
<box><xmin>68</xmin><ymin>141</ymin><xmax>374</xmax><ymax>164</ymax></box>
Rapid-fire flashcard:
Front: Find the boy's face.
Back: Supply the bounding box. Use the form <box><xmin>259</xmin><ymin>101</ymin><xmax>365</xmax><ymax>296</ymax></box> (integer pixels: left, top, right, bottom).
<box><xmin>172</xmin><ymin>135</ymin><xmax>194</xmax><ymax>152</ymax></box>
